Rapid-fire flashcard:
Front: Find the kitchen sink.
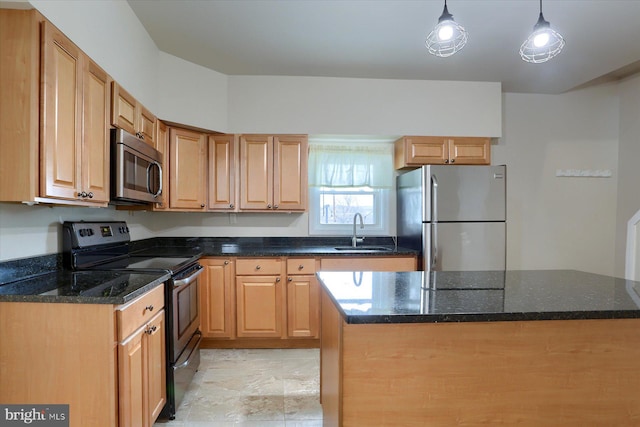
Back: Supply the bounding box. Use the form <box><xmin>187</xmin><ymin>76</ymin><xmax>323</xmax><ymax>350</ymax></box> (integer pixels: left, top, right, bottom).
<box><xmin>333</xmin><ymin>246</ymin><xmax>393</xmax><ymax>252</ymax></box>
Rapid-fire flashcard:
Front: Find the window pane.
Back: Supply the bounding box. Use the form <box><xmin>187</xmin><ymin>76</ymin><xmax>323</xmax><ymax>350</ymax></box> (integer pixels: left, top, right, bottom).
<box><xmin>319</xmin><ymin>188</ymin><xmax>375</xmax><ymax>225</ymax></box>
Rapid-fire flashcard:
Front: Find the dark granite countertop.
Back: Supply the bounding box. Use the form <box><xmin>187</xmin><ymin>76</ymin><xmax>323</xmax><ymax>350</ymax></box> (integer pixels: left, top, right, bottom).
<box><xmin>0</xmin><ymin>270</ymin><xmax>169</xmax><ymax>305</ymax></box>
<box><xmin>129</xmin><ymin>236</ymin><xmax>416</xmax><ymax>257</ymax></box>
<box><xmin>317</xmin><ymin>270</ymin><xmax>640</xmax><ymax>324</ymax></box>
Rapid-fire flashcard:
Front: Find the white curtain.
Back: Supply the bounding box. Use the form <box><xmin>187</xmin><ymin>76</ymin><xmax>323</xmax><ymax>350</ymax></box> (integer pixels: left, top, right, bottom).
<box><xmin>308</xmin><ymin>142</ymin><xmax>393</xmax><ymax>189</ymax></box>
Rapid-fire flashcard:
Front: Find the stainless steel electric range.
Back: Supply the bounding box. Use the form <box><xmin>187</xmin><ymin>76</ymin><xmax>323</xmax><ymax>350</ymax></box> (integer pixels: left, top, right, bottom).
<box><xmin>62</xmin><ymin>221</ymin><xmax>203</xmax><ymax>420</ymax></box>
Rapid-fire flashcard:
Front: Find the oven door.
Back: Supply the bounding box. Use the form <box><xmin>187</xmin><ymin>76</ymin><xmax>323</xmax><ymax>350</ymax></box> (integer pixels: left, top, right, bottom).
<box><xmin>172</xmin><ymin>264</ymin><xmax>203</xmax><ymax>362</ymax></box>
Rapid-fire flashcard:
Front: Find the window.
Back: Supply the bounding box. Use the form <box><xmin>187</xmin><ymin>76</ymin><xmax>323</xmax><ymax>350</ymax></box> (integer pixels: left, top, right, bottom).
<box><xmin>308</xmin><ymin>137</ymin><xmax>394</xmax><ymax>236</ymax></box>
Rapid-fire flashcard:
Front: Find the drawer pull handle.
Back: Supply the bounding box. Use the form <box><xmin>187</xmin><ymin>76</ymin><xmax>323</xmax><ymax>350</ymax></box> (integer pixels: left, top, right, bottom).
<box><xmin>145</xmin><ymin>305</ymin><xmax>154</xmax><ymax>312</ymax></box>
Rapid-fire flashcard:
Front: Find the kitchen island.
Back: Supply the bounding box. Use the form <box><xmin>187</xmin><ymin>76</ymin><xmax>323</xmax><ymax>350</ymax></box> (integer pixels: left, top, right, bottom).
<box><xmin>317</xmin><ymin>270</ymin><xmax>640</xmax><ymax>426</ymax></box>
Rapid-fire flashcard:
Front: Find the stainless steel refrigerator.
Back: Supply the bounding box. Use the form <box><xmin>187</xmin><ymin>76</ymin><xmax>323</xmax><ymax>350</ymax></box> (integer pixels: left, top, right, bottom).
<box><xmin>397</xmin><ymin>165</ymin><xmax>506</xmax><ymax>271</ymax></box>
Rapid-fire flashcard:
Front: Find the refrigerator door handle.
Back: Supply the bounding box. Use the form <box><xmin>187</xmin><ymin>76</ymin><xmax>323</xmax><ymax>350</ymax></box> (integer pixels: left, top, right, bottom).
<box><xmin>431</xmin><ymin>174</ymin><xmax>438</xmax><ymax>268</ymax></box>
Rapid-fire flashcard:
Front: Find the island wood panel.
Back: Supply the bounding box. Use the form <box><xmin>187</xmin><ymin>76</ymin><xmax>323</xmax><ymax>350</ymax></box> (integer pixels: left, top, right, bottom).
<box><xmin>332</xmin><ymin>318</ymin><xmax>640</xmax><ymax>426</ymax></box>
<box><xmin>0</xmin><ymin>301</ymin><xmax>118</xmax><ymax>427</ymax></box>
<box><xmin>320</xmin><ymin>290</ymin><xmax>343</xmax><ymax>426</ymax></box>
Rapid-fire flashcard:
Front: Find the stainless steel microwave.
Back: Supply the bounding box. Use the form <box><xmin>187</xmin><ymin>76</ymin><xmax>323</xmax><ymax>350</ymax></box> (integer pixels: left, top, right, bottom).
<box><xmin>110</xmin><ymin>129</ymin><xmax>163</xmax><ymax>205</ymax></box>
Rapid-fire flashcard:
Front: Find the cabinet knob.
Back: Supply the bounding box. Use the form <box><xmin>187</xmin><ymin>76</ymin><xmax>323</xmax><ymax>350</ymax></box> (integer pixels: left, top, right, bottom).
<box><xmin>276</xmin><ymin>277</ymin><xmax>281</xmax><ymax>282</ymax></box>
<box><xmin>267</xmin><ymin>204</ymin><xmax>272</xmax><ymax>209</ymax></box>
<box><xmin>87</xmin><ymin>192</ymin><xmax>94</xmax><ymax>199</ymax></box>
<box><xmin>288</xmin><ymin>277</ymin><xmax>293</xmax><ymax>282</ymax></box>
<box><xmin>255</xmin><ymin>265</ymin><xmax>261</xmax><ymax>270</ymax></box>
<box><xmin>298</xmin><ymin>265</ymin><xmax>304</xmax><ymax>270</ymax></box>
<box><xmin>229</xmin><ymin>203</ymin><xmax>234</xmax><ymax>208</ymax></box>
<box><xmin>146</xmin><ymin>325</ymin><xmax>157</xmax><ymax>334</ymax></box>
<box><xmin>444</xmin><ymin>159</ymin><xmax>449</xmax><ymax>164</ymax></box>
<box><xmin>273</xmin><ymin>204</ymin><xmax>279</xmax><ymax>209</ymax></box>
<box><xmin>224</xmin><ymin>260</ymin><xmax>230</xmax><ymax>265</ymax></box>
<box><xmin>145</xmin><ymin>305</ymin><xmax>154</xmax><ymax>312</ymax></box>
<box><xmin>78</xmin><ymin>191</ymin><xmax>87</xmax><ymax>198</ymax></box>
<box><xmin>450</xmin><ymin>159</ymin><xmax>455</xmax><ymax>163</ymax></box>
<box><xmin>200</xmin><ymin>203</ymin><xmax>205</xmax><ymax>208</ymax></box>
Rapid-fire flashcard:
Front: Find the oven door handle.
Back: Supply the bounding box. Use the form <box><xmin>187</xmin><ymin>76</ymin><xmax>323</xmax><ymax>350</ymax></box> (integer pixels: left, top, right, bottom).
<box><xmin>173</xmin><ymin>265</ymin><xmax>204</xmax><ymax>289</ymax></box>
<box><xmin>174</xmin><ymin>330</ymin><xmax>202</xmax><ymax>369</ymax></box>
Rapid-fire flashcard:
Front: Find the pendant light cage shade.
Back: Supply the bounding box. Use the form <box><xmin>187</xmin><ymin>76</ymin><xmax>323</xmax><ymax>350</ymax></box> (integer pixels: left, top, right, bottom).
<box><xmin>426</xmin><ymin>2</ymin><xmax>468</xmax><ymax>58</ymax></box>
<box><xmin>519</xmin><ymin>24</ymin><xmax>565</xmax><ymax>63</ymax></box>
<box><xmin>520</xmin><ymin>1</ymin><xmax>565</xmax><ymax>63</ymax></box>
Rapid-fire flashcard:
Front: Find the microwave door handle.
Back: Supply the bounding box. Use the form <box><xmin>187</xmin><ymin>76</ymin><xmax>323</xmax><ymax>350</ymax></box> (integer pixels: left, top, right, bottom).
<box><xmin>147</xmin><ymin>161</ymin><xmax>162</xmax><ymax>198</ymax></box>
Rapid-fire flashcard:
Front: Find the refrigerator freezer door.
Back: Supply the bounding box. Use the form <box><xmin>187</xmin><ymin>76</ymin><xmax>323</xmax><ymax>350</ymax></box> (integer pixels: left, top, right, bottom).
<box><xmin>424</xmin><ymin>222</ymin><xmax>506</xmax><ymax>271</ymax></box>
<box><xmin>424</xmin><ymin>165</ymin><xmax>506</xmax><ymax>222</ymax></box>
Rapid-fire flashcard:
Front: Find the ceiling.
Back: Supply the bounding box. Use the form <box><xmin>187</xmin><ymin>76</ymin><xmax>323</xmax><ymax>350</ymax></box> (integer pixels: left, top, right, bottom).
<box><xmin>127</xmin><ymin>0</ymin><xmax>640</xmax><ymax>94</ymax></box>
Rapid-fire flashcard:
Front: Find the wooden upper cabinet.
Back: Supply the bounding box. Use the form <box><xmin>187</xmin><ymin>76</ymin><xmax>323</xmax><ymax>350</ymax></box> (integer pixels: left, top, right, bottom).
<box><xmin>1</xmin><ymin>11</ymin><xmax>109</xmax><ymax>206</ymax></box>
<box><xmin>239</xmin><ymin>134</ymin><xmax>308</xmax><ymax>212</ymax></box>
<box><xmin>448</xmin><ymin>137</ymin><xmax>491</xmax><ymax>165</ymax></box>
<box><xmin>41</xmin><ymin>20</ymin><xmax>82</xmax><ymax>201</ymax></box>
<box><xmin>208</xmin><ymin>135</ymin><xmax>238</xmax><ymax>211</ymax></box>
<box><xmin>395</xmin><ymin>136</ymin><xmax>490</xmax><ymax>169</ymax></box>
<box><xmin>111</xmin><ymin>82</ymin><xmax>156</xmax><ymax>147</ymax></box>
<box><xmin>169</xmin><ymin>127</ymin><xmax>207</xmax><ymax>210</ymax></box>
<box><xmin>40</xmin><ymin>20</ymin><xmax>110</xmax><ymax>205</ymax></box>
<box><xmin>81</xmin><ymin>59</ymin><xmax>111</xmax><ymax>203</ymax></box>
<box><xmin>274</xmin><ymin>135</ymin><xmax>308</xmax><ymax>211</ymax></box>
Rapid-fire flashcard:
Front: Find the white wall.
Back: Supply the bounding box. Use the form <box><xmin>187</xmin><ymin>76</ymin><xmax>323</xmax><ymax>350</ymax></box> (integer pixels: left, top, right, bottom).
<box><xmin>615</xmin><ymin>73</ymin><xmax>640</xmax><ymax>277</ymax></box>
<box><xmin>492</xmin><ymin>84</ymin><xmax>620</xmax><ymax>276</ymax></box>
<box><xmin>157</xmin><ymin>52</ymin><xmax>228</xmax><ymax>132</ymax></box>
<box><xmin>228</xmin><ymin>76</ymin><xmax>502</xmax><ymax>136</ymax></box>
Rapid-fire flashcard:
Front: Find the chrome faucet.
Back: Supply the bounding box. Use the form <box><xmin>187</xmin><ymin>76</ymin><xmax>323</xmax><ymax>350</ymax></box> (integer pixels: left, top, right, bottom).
<box><xmin>352</xmin><ymin>213</ymin><xmax>365</xmax><ymax>247</ymax></box>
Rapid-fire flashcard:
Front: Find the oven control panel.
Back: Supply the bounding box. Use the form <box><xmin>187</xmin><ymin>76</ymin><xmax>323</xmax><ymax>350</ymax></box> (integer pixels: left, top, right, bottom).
<box><xmin>63</xmin><ymin>221</ymin><xmax>130</xmax><ymax>249</ymax></box>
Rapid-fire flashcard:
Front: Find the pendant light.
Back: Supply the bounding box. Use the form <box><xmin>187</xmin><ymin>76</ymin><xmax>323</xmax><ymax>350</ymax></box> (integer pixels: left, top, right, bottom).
<box><xmin>520</xmin><ymin>0</ymin><xmax>565</xmax><ymax>63</ymax></box>
<box><xmin>425</xmin><ymin>0</ymin><xmax>468</xmax><ymax>58</ymax></box>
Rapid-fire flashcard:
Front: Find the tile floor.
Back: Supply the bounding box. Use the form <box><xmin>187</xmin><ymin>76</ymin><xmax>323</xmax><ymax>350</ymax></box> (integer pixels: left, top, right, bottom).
<box><xmin>154</xmin><ymin>348</ymin><xmax>323</xmax><ymax>427</ymax></box>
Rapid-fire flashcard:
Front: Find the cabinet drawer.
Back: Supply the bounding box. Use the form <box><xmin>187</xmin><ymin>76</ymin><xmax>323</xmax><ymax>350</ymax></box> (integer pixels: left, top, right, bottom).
<box><xmin>236</xmin><ymin>258</ymin><xmax>282</xmax><ymax>275</ymax></box>
<box><xmin>287</xmin><ymin>258</ymin><xmax>316</xmax><ymax>275</ymax></box>
<box><xmin>116</xmin><ymin>284</ymin><xmax>165</xmax><ymax>341</ymax></box>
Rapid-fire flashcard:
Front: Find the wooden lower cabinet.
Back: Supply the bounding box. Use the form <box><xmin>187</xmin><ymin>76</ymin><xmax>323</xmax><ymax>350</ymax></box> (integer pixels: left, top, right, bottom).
<box><xmin>118</xmin><ymin>310</ymin><xmax>166</xmax><ymax>427</ymax></box>
<box><xmin>235</xmin><ymin>257</ymin><xmax>284</xmax><ymax>338</ymax></box>
<box><xmin>319</xmin><ymin>256</ymin><xmax>417</xmax><ymax>272</ymax></box>
<box><xmin>286</xmin><ymin>258</ymin><xmax>320</xmax><ymax>338</ymax></box>
<box><xmin>0</xmin><ymin>285</ymin><xmax>166</xmax><ymax>427</ymax></box>
<box><xmin>200</xmin><ymin>257</ymin><xmax>236</xmax><ymax>338</ymax></box>
<box><xmin>200</xmin><ymin>255</ymin><xmax>415</xmax><ymax>348</ymax></box>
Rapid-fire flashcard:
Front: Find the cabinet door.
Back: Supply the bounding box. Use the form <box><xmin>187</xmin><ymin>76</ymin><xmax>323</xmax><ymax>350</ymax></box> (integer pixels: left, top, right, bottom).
<box><xmin>139</xmin><ymin>104</ymin><xmax>156</xmax><ymax>147</ymax></box>
<box><xmin>240</xmin><ymin>135</ymin><xmax>273</xmax><ymax>210</ymax></box>
<box><xmin>81</xmin><ymin>58</ymin><xmax>110</xmax><ymax>203</ymax></box>
<box><xmin>41</xmin><ymin>21</ymin><xmax>82</xmax><ymax>200</ymax></box>
<box><xmin>152</xmin><ymin>120</ymin><xmax>169</xmax><ymax>210</ymax></box>
<box><xmin>111</xmin><ymin>82</ymin><xmax>137</xmax><ymax>136</ymax></box>
<box><xmin>208</xmin><ymin>135</ymin><xmax>237</xmax><ymax>211</ymax></box>
<box><xmin>404</xmin><ymin>136</ymin><xmax>448</xmax><ymax>166</ymax></box>
<box><xmin>118</xmin><ymin>327</ymin><xmax>145</xmax><ymax>427</ymax></box>
<box><xmin>448</xmin><ymin>137</ymin><xmax>491</xmax><ymax>165</ymax></box>
<box><xmin>169</xmin><ymin>127</ymin><xmax>207</xmax><ymax>210</ymax></box>
<box><xmin>273</xmin><ymin>135</ymin><xmax>308</xmax><ymax>211</ymax></box>
<box><xmin>287</xmin><ymin>275</ymin><xmax>319</xmax><ymax>338</ymax></box>
<box><xmin>200</xmin><ymin>258</ymin><xmax>236</xmax><ymax>338</ymax></box>
<box><xmin>145</xmin><ymin>311</ymin><xmax>166</xmax><ymax>426</ymax></box>
<box><xmin>236</xmin><ymin>275</ymin><xmax>282</xmax><ymax>337</ymax></box>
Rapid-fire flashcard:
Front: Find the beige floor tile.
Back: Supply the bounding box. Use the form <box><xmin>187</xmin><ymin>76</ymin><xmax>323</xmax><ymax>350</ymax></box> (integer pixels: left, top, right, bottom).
<box><xmin>155</xmin><ymin>349</ymin><xmax>321</xmax><ymax>426</ymax></box>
